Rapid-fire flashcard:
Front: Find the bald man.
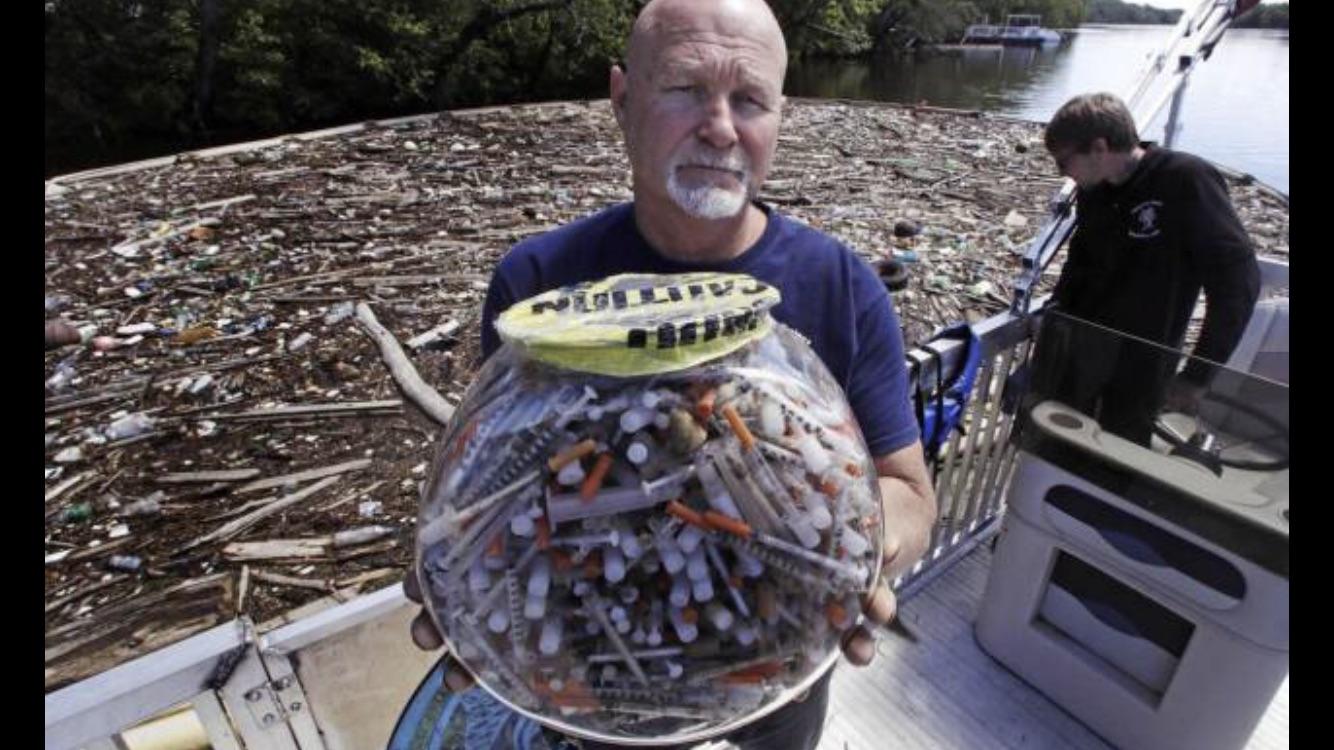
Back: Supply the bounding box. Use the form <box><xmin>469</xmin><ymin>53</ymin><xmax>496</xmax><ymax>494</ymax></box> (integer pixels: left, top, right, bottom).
<box><xmin>404</xmin><ymin>1</ymin><xmax>937</xmax><ymax>747</ymax></box>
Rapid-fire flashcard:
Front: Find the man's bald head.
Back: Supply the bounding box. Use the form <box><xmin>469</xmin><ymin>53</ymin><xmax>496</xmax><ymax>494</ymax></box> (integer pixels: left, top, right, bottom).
<box><xmin>626</xmin><ymin>0</ymin><xmax>788</xmax><ymax>83</ymax></box>
<box><xmin>609</xmin><ymin>0</ymin><xmax>787</xmax><ymax>237</ymax></box>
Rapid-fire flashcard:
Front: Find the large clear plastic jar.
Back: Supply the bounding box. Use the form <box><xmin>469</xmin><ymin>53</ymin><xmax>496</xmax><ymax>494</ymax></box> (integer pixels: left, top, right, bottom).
<box><xmin>416</xmin><ymin>273</ymin><xmax>884</xmax><ymax>744</ymax></box>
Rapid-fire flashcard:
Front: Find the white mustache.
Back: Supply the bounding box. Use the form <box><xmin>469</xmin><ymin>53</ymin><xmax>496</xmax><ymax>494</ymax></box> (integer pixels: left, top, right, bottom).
<box><xmin>672</xmin><ymin>152</ymin><xmax>749</xmax><ymax>175</ymax></box>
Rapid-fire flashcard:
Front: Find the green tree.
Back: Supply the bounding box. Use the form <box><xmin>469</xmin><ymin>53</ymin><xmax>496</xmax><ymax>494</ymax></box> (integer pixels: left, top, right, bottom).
<box><xmin>1233</xmin><ymin>3</ymin><xmax>1288</xmax><ymax>30</ymax></box>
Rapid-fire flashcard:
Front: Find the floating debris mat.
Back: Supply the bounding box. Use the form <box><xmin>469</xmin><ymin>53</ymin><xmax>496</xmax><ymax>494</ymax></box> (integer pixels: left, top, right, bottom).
<box><xmin>417</xmin><ymin>273</ymin><xmax>886</xmax><ymax>742</ymax></box>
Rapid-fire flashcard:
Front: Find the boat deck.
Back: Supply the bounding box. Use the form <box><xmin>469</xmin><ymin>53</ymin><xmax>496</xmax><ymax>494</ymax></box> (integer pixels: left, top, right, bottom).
<box><xmin>817</xmin><ymin>543</ymin><xmax>1288</xmax><ymax>750</ymax></box>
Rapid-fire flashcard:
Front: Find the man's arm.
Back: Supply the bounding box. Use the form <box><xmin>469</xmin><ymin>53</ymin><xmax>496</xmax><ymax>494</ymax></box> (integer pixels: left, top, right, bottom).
<box><xmin>1178</xmin><ymin>163</ymin><xmax>1260</xmax><ymax>385</ymax></box>
<box><xmin>1049</xmin><ymin>227</ymin><xmax>1090</xmax><ymax>312</ymax></box>
<box><xmin>840</xmin><ymin>439</ymin><xmax>937</xmax><ymax>666</ymax></box>
<box><xmin>874</xmin><ymin>440</ymin><xmax>938</xmax><ymax>581</ymax></box>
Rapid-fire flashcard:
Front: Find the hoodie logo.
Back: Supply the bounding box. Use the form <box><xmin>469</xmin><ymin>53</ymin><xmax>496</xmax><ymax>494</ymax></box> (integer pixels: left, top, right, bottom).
<box><xmin>1129</xmin><ymin>200</ymin><xmax>1163</xmax><ymax>239</ymax></box>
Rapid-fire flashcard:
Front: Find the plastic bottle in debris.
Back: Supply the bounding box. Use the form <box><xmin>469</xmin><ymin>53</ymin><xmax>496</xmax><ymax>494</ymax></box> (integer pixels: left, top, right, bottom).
<box><xmin>323</xmin><ymin>302</ymin><xmax>355</xmax><ymax>325</ymax></box>
<box><xmin>46</xmin><ymin>361</ymin><xmax>77</xmax><ymax>392</ymax></box>
<box><xmin>45</xmin><ymin>295</ymin><xmax>72</xmax><ymax>314</ymax></box>
<box><xmin>189</xmin><ymin>373</ymin><xmax>215</xmax><ymax>395</ymax></box>
<box><xmin>105</xmin><ymin>413</ymin><xmax>156</xmax><ymax>441</ymax></box>
<box><xmin>106</xmin><ymin>555</ymin><xmax>143</xmax><ymax>573</ymax></box>
<box><xmin>288</xmin><ymin>332</ymin><xmax>314</xmax><ymax>352</ymax></box>
<box><xmin>332</xmin><ymin>525</ymin><xmax>396</xmax><ymax>548</ymax></box>
<box><xmin>120</xmin><ymin>493</ymin><xmax>163</xmax><ymax>518</ymax></box>
<box><xmin>60</xmin><ymin>503</ymin><xmax>93</xmax><ymax>523</ymax></box>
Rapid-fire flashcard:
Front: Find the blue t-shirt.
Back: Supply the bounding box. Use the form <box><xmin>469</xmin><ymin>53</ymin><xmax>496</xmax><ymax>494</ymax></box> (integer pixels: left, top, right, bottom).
<box><xmin>480</xmin><ymin>202</ymin><xmax>920</xmax><ymax>457</ymax></box>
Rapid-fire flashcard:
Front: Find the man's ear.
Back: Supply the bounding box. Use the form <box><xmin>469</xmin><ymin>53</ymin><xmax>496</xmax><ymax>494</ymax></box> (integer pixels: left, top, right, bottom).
<box><xmin>610</xmin><ymin>64</ymin><xmax>628</xmax><ymax>127</ymax></box>
<box><xmin>1089</xmin><ymin>137</ymin><xmax>1109</xmax><ymax>157</ymax></box>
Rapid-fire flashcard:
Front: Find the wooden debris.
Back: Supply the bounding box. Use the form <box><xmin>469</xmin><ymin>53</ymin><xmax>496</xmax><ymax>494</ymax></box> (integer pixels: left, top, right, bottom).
<box><xmin>251</xmin><ymin>570</ymin><xmax>334</xmax><ymax>593</ymax></box>
<box><xmin>51</xmin><ymin>536</ymin><xmax>135</xmax><ymax>565</ymax></box>
<box><xmin>45</xmin><ymin>471</ymin><xmax>93</xmax><ymax>505</ymax></box>
<box><xmin>224</xmin><ymin>538</ymin><xmax>327</xmax><ymax>562</ymax></box>
<box><xmin>335</xmin><ymin>568</ymin><xmax>398</xmax><ymax>590</ymax></box>
<box><xmin>221</xmin><ymin>527</ymin><xmax>396</xmax><ymax>562</ymax></box>
<box><xmin>222</xmin><ymin>538</ymin><xmax>399</xmax><ymax>564</ymax></box>
<box><xmin>237</xmin><ymin>564</ymin><xmax>252</xmax><ymax>614</ymax></box>
<box><xmin>45</xmin><ymin>575</ymin><xmax>129</xmax><ymax>616</ymax></box>
<box><xmin>184</xmin><ymin>475</ymin><xmax>342</xmax><ymax>550</ymax></box>
<box><xmin>356</xmin><ymin>302</ymin><xmax>457</xmax><ymax>425</ymax></box>
<box><xmin>43</xmin><ymin>573</ymin><xmax>233</xmax><ymax>691</ymax></box>
<box><xmin>200</xmin><ymin>401</ymin><xmax>402</xmax><ymax>422</ymax></box>
<box><xmin>233</xmin><ymin>458</ymin><xmax>373</xmax><ymax>495</ymax></box>
<box><xmin>157</xmin><ymin>468</ymin><xmax>263</xmax><ymax>484</ymax></box>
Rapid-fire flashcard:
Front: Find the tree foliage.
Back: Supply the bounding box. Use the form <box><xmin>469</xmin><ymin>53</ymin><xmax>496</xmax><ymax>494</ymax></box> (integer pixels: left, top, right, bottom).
<box><xmin>1084</xmin><ymin>0</ymin><xmax>1180</xmax><ymax>25</ymax></box>
<box><xmin>56</xmin><ymin>0</ymin><xmax>1280</xmax><ymax>174</ymax></box>
<box><xmin>1233</xmin><ymin>3</ymin><xmax>1288</xmax><ymax>30</ymax></box>
<box><xmin>46</xmin><ymin>0</ymin><xmax>640</xmax><ymax>174</ymax></box>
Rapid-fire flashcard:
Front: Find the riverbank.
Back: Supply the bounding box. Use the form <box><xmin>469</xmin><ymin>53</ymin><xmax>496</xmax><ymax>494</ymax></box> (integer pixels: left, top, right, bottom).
<box><xmin>43</xmin><ymin>98</ymin><xmax>1289</xmax><ymax>690</ymax></box>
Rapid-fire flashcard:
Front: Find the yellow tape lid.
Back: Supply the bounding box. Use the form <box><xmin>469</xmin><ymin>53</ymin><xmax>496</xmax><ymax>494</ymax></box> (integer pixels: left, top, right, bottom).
<box><xmin>495</xmin><ymin>273</ymin><xmax>781</xmax><ymax>376</ymax></box>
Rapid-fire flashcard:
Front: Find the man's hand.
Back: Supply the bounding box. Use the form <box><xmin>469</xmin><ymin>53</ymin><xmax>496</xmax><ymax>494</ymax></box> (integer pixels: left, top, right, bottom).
<box><xmin>1162</xmin><ymin>375</ymin><xmax>1207</xmax><ymax>415</ymax></box>
<box><xmin>403</xmin><ymin>567</ymin><xmax>476</xmax><ymax>692</ymax></box>
<box><xmin>842</xmin><ymin>442</ymin><xmax>937</xmax><ymax>666</ymax></box>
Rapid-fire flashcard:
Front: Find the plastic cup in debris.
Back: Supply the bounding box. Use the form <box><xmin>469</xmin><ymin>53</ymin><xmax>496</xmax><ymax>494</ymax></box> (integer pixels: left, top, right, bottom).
<box><xmin>417</xmin><ymin>273</ymin><xmax>885</xmax><ymax>744</ymax></box>
<box><xmin>105</xmin><ymin>413</ymin><xmax>156</xmax><ymax>441</ymax></box>
<box><xmin>288</xmin><ymin>332</ymin><xmax>314</xmax><ymax>352</ymax></box>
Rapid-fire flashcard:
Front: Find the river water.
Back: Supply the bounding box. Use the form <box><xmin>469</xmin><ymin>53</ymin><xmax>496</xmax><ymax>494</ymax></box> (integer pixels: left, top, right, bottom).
<box><xmin>786</xmin><ymin>26</ymin><xmax>1289</xmax><ymax>195</ymax></box>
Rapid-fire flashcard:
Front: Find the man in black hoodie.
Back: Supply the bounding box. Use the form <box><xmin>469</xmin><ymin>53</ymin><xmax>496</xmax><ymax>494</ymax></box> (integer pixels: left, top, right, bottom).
<box><xmin>1042</xmin><ymin>92</ymin><xmax>1259</xmax><ymax>445</ymax></box>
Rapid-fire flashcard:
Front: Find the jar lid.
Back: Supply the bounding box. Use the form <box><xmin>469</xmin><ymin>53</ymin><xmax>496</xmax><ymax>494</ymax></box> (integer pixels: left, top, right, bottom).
<box><xmin>496</xmin><ymin>273</ymin><xmax>781</xmax><ymax>376</ymax></box>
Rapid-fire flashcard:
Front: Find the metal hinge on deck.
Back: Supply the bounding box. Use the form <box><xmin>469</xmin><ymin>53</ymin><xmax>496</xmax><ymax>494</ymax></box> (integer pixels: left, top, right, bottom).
<box><xmin>238</xmin><ymin>669</ymin><xmax>314</xmax><ymax>730</ymax></box>
<box><xmin>219</xmin><ymin>633</ymin><xmax>326</xmax><ymax>749</ymax></box>
<box><xmin>240</xmin><ymin>679</ymin><xmax>291</xmax><ymax>731</ymax></box>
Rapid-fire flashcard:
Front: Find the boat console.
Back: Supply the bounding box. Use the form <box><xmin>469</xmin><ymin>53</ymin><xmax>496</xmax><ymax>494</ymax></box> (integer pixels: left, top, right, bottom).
<box><xmin>976</xmin><ymin>310</ymin><xmax>1288</xmax><ymax>750</ymax></box>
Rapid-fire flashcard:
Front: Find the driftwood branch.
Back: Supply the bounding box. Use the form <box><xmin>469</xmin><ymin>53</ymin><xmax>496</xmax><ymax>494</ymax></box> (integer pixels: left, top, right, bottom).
<box><xmin>197</xmin><ymin>400</ymin><xmax>401</xmax><ymax>422</ymax></box>
<box><xmin>234</xmin><ymin>458</ymin><xmax>372</xmax><ymax>495</ymax></box>
<box><xmin>157</xmin><ymin>468</ymin><xmax>262</xmax><ymax>484</ymax></box>
<box><xmin>355</xmin><ymin>302</ymin><xmax>456</xmax><ymax>425</ymax></box>
<box><xmin>250</xmin><ymin>570</ymin><xmax>333</xmax><ymax>593</ymax></box>
<box><xmin>184</xmin><ymin>475</ymin><xmax>342</xmax><ymax>550</ymax></box>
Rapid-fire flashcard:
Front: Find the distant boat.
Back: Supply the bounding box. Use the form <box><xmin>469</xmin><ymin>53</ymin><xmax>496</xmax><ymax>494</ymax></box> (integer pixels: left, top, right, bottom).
<box><xmin>963</xmin><ymin>14</ymin><xmax>1063</xmax><ymax>47</ymax></box>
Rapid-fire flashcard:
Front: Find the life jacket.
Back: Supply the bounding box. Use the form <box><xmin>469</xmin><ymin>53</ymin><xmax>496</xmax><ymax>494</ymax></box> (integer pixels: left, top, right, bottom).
<box><xmin>914</xmin><ymin>322</ymin><xmax>984</xmax><ymax>472</ymax></box>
